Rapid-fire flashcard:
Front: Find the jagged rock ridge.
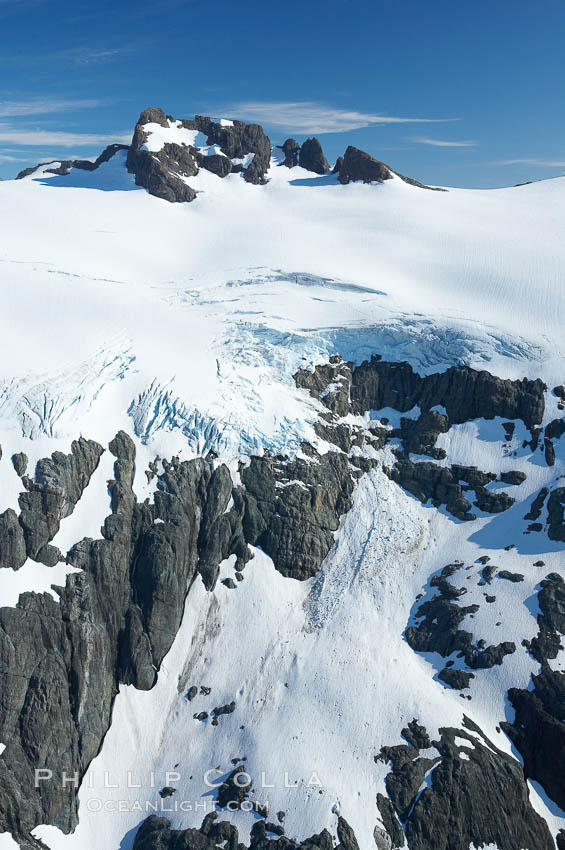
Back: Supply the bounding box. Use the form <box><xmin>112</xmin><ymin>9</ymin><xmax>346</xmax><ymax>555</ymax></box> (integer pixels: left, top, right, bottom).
<box><xmin>16</xmin><ymin>106</ymin><xmax>442</xmax><ymax>200</ymax></box>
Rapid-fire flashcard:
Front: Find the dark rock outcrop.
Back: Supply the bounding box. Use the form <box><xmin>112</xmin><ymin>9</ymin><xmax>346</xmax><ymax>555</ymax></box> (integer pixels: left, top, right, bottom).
<box><xmin>524</xmin><ymin>486</ymin><xmax>549</xmax><ymax>521</ymax></box>
<box><xmin>0</xmin><ymin>508</ymin><xmax>27</xmax><ymax>570</ymax></box>
<box><xmin>11</xmin><ymin>452</ymin><xmax>28</xmax><ymax>477</ymax></box>
<box><xmin>350</xmin><ymin>358</ymin><xmax>545</xmax><ymax>430</ymax></box>
<box><xmin>376</xmin><ymin>794</ymin><xmax>404</xmax><ymax>848</ymax></box>
<box><xmin>126</xmin><ymin>108</ymin><xmax>272</xmax><ymax>203</ymax></box>
<box><xmin>17</xmin><ymin>438</ymin><xmax>103</xmax><ymax>562</ymax></box>
<box><xmin>438</xmin><ymin>666</ymin><xmax>475</xmax><ymax>689</ymax></box>
<box><xmin>16</xmin><ymin>143</ymin><xmax>129</xmax><ymax>180</ymax></box>
<box><xmin>240</xmin><ymin>448</ymin><xmax>354</xmax><ymax>580</ymax></box>
<box><xmin>396</xmin><ymin>409</ymin><xmax>450</xmax><ymax>459</ymax></box>
<box><xmin>502</xmin><ymin>573</ymin><xmax>565</xmax><ymax>811</ymax></box>
<box><xmin>295</xmin><ymin>355</ymin><xmax>353</xmax><ymax>418</ymax></box>
<box><xmin>126</xmin><ymin>137</ymin><xmax>197</xmax><ymax>203</ymax></box>
<box><xmin>547</xmin><ymin>487</ymin><xmax>565</xmax><ymax>541</ymax></box>
<box><xmin>279</xmin><ymin>138</ymin><xmax>300</xmax><ymax>168</ymax></box>
<box><xmin>0</xmin><ymin>435</ymin><xmax>249</xmax><ymax>846</ymax></box>
<box><xmin>298</xmin><ymin>137</ymin><xmax>330</xmax><ymax>174</ymax></box>
<box><xmin>545</xmin><ymin>417</ymin><xmax>565</xmax><ymax>440</ymax></box>
<box><xmin>132</xmin><ymin>812</ymin><xmax>360</xmax><ymax>850</ymax></box>
<box><xmin>216</xmin><ymin>765</ymin><xmax>251</xmax><ymax>809</ymax></box>
<box><xmin>385</xmin><ymin>459</ymin><xmax>515</xmax><ymax>520</ymax></box>
<box><xmin>405</xmin><ymin>563</ymin><xmax>516</xmax><ymax>680</ymax></box>
<box><xmin>376</xmin><ymin>717</ymin><xmax>553</xmax><ymax>850</ymax></box>
<box><xmin>499</xmin><ymin>470</ymin><xmax>526</xmax><ymax>485</ymax></box>
<box><xmin>296</xmin><ymin>356</ymin><xmax>544</xmax><ymax>526</ymax></box>
<box><xmin>337</xmin><ymin>146</ymin><xmax>443</xmax><ymax>191</ymax></box>
<box><xmin>498</xmin><ymin>570</ymin><xmax>524</xmax><ymax>582</ymax></box>
<box><xmin>337</xmin><ymin>146</ymin><xmax>393</xmax><ymax>185</ymax></box>
<box><xmin>190</xmin><ymin>114</ymin><xmax>271</xmax><ymax>185</ymax></box>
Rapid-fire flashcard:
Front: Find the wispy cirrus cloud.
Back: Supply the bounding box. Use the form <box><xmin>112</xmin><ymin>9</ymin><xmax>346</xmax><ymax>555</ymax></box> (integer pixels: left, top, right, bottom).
<box><xmin>0</xmin><ymin>124</ymin><xmax>131</xmax><ymax>147</ymax></box>
<box><xmin>67</xmin><ymin>47</ymin><xmax>134</xmax><ymax>66</ymax></box>
<box><xmin>497</xmin><ymin>157</ymin><xmax>565</xmax><ymax>167</ymax></box>
<box><xmin>0</xmin><ymin>98</ymin><xmax>105</xmax><ymax>117</ymax></box>
<box><xmin>412</xmin><ymin>136</ymin><xmax>476</xmax><ymax>148</ymax></box>
<box><xmin>214</xmin><ymin>101</ymin><xmax>458</xmax><ymax>134</ymax></box>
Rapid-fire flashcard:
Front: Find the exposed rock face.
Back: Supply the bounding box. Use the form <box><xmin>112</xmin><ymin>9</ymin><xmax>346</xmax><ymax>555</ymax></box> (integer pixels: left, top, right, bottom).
<box><xmin>525</xmin><ymin>486</ymin><xmax>549</xmax><ymax>521</ymax></box>
<box><xmin>15</xmin><ymin>143</ymin><xmax>129</xmax><ymax>180</ymax></box>
<box><xmin>298</xmin><ymin>137</ymin><xmax>330</xmax><ymax>174</ymax></box>
<box><xmin>17</xmin><ymin>438</ymin><xmax>104</xmax><ymax>561</ymax></box>
<box><xmin>126</xmin><ymin>108</ymin><xmax>272</xmax><ymax>202</ymax></box>
<box><xmin>0</xmin><ymin>415</ymin><xmax>363</xmax><ymax>845</ymax></box>
<box><xmin>126</xmin><ymin>134</ymin><xmax>198</xmax><ymax>203</ymax></box>
<box><xmin>376</xmin><ymin>794</ymin><xmax>404</xmax><ymax>848</ymax></box>
<box><xmin>216</xmin><ymin>765</ymin><xmax>251</xmax><ymax>809</ymax></box>
<box><xmin>498</xmin><ymin>569</ymin><xmax>524</xmax><ymax>582</ymax></box>
<box><xmin>11</xmin><ymin>452</ymin><xmax>28</xmax><ymax>477</ymax></box>
<box><xmin>191</xmin><ymin>114</ymin><xmax>271</xmax><ymax>185</ymax></box>
<box><xmin>386</xmin><ymin>458</ymin><xmax>515</xmax><ymax>520</ymax></box>
<box><xmin>376</xmin><ymin>717</ymin><xmax>553</xmax><ymax>850</ymax></box>
<box><xmin>277</xmin><ymin>136</ymin><xmax>331</xmax><ymax>174</ymax></box>
<box><xmin>132</xmin><ymin>813</ymin><xmax>360</xmax><ymax>850</ymax></box>
<box><xmin>295</xmin><ymin>355</ymin><xmax>540</xmax><ymax>524</ymax></box>
<box><xmin>0</xmin><ymin>435</ymin><xmax>249</xmax><ymax>846</ymax></box>
<box><xmin>0</xmin><ymin>439</ymin><xmax>103</xmax><ymax>572</ymax></box>
<box><xmin>500</xmin><ymin>469</ymin><xmax>526</xmax><ymax>485</ymax></box>
<box><xmin>405</xmin><ymin>563</ymin><xmax>516</xmax><ymax>680</ymax></box>
<box><xmin>336</xmin><ymin>146</ymin><xmax>444</xmax><ymax>191</ymax></box>
<box><xmin>502</xmin><ymin>573</ymin><xmax>565</xmax><ymax>811</ymax></box>
<box><xmin>240</xmin><ymin>448</ymin><xmax>354</xmax><ymax>580</ymax></box>
<box><xmin>547</xmin><ymin>486</ymin><xmax>565</xmax><ymax>541</ymax></box>
<box><xmin>0</xmin><ymin>508</ymin><xmax>26</xmax><ymax>570</ymax></box>
<box><xmin>279</xmin><ymin>138</ymin><xmax>300</xmax><ymax>168</ymax></box>
<box><xmin>350</xmin><ymin>358</ymin><xmax>545</xmax><ymax>430</ymax></box>
<box><xmin>196</xmin><ymin>462</ymin><xmax>248</xmax><ymax>590</ymax></box>
<box><xmin>294</xmin><ymin>355</ymin><xmax>353</xmax><ymax>418</ymax></box>
<box><xmin>337</xmin><ymin>146</ymin><xmax>393</xmax><ymax>185</ymax></box>
<box><xmin>545</xmin><ymin>417</ymin><xmax>565</xmax><ymax>440</ymax></box>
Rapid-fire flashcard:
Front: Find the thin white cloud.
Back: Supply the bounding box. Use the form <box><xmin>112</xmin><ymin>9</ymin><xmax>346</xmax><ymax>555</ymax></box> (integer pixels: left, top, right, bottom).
<box><xmin>497</xmin><ymin>157</ymin><xmax>565</xmax><ymax>167</ymax></box>
<box><xmin>0</xmin><ymin>125</ymin><xmax>131</xmax><ymax>147</ymax></box>
<box><xmin>215</xmin><ymin>101</ymin><xmax>457</xmax><ymax>134</ymax></box>
<box><xmin>0</xmin><ymin>98</ymin><xmax>105</xmax><ymax>117</ymax></box>
<box><xmin>412</xmin><ymin>136</ymin><xmax>476</xmax><ymax>148</ymax></box>
<box><xmin>70</xmin><ymin>47</ymin><xmax>133</xmax><ymax>66</ymax></box>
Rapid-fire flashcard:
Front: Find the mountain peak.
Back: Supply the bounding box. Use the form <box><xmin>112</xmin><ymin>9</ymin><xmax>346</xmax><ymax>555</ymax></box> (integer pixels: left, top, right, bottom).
<box><xmin>15</xmin><ymin>106</ymin><xmax>441</xmax><ymax>200</ymax></box>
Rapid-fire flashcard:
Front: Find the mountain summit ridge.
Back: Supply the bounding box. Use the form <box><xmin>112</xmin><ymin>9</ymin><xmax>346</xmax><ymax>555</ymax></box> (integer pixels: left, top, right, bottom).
<box><xmin>15</xmin><ymin>106</ymin><xmax>442</xmax><ymax>200</ymax></box>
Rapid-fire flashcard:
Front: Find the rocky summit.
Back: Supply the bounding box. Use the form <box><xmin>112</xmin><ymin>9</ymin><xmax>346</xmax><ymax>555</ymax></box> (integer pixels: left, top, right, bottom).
<box><xmin>1</xmin><ymin>105</ymin><xmax>565</xmax><ymax>850</ymax></box>
<box><xmin>16</xmin><ymin>107</ymin><xmax>439</xmax><ymax>202</ymax></box>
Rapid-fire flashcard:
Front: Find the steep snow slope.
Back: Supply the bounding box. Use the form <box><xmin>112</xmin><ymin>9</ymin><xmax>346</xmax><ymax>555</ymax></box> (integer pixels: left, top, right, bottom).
<box><xmin>1</xmin><ymin>142</ymin><xmax>565</xmax><ymax>850</ymax></box>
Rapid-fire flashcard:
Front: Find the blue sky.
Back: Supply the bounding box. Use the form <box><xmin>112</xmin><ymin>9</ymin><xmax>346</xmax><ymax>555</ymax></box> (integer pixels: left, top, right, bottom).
<box><xmin>0</xmin><ymin>0</ymin><xmax>563</xmax><ymax>187</ymax></box>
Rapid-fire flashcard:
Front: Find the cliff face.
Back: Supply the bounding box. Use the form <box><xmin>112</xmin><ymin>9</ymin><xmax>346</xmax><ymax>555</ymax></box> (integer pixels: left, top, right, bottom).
<box><xmin>1</xmin><ymin>357</ymin><xmax>564</xmax><ymax>848</ymax></box>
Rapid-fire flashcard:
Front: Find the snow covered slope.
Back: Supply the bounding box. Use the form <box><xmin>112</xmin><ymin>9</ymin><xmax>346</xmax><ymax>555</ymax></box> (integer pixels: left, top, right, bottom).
<box><xmin>0</xmin><ymin>112</ymin><xmax>564</xmax><ymax>850</ymax></box>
